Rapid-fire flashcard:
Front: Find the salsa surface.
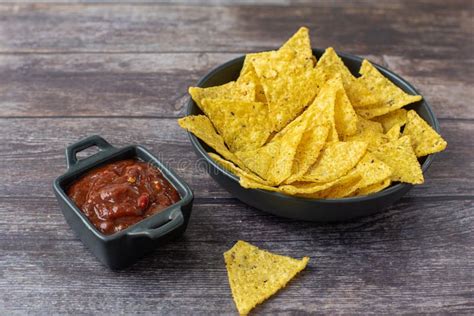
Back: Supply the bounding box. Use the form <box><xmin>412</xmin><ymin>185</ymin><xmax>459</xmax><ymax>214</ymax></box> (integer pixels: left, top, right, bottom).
<box><xmin>67</xmin><ymin>159</ymin><xmax>180</xmax><ymax>235</ymax></box>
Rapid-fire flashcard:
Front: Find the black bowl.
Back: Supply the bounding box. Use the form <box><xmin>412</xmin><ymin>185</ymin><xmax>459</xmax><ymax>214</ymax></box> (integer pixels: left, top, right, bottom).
<box><xmin>53</xmin><ymin>135</ymin><xmax>194</xmax><ymax>269</ymax></box>
<box><xmin>186</xmin><ymin>48</ymin><xmax>440</xmax><ymax>222</ymax></box>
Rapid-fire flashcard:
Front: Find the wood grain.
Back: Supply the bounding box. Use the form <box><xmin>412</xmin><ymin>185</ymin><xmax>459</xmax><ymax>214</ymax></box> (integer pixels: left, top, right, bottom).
<box><xmin>0</xmin><ymin>117</ymin><xmax>471</xmax><ymax>199</ymax></box>
<box><xmin>1</xmin><ymin>197</ymin><xmax>473</xmax><ymax>314</ymax></box>
<box><xmin>0</xmin><ymin>53</ymin><xmax>472</xmax><ymax>119</ymax></box>
<box><xmin>0</xmin><ymin>1</ymin><xmax>473</xmax><ymax>315</ymax></box>
<box><xmin>0</xmin><ymin>1</ymin><xmax>471</xmax><ymax>58</ymax></box>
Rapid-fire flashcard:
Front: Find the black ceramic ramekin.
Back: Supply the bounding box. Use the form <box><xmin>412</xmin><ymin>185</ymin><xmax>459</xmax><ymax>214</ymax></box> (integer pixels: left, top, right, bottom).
<box><xmin>53</xmin><ymin>135</ymin><xmax>193</xmax><ymax>269</ymax></box>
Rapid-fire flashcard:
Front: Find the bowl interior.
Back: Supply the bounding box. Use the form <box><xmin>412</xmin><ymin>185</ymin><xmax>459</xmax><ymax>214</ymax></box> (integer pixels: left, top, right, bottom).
<box><xmin>186</xmin><ymin>48</ymin><xmax>439</xmax><ymax>200</ymax></box>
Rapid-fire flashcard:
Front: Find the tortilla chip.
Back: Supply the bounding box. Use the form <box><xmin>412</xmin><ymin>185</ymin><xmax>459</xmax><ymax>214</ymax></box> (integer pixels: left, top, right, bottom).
<box><xmin>200</xmin><ymin>98</ymin><xmax>271</xmax><ymax>152</ymax></box>
<box><xmin>189</xmin><ymin>81</ymin><xmax>255</xmax><ymax>115</ymax></box>
<box><xmin>294</xmin><ymin>171</ymin><xmax>362</xmax><ymax>198</ymax></box>
<box><xmin>354</xmin><ymin>177</ymin><xmax>392</xmax><ymax>196</ymax></box>
<box><xmin>402</xmin><ymin>110</ymin><xmax>447</xmax><ymax>157</ymax></box>
<box><xmin>285</xmin><ymin>124</ymin><xmax>329</xmax><ymax>184</ymax></box>
<box><xmin>301</xmin><ymin>141</ymin><xmax>368</xmax><ymax>183</ymax></box>
<box><xmin>236</xmin><ymin>118</ymin><xmax>307</xmax><ymax>185</ymax></box>
<box><xmin>279</xmin><ymin>26</ymin><xmax>313</xmax><ymax>62</ymax></box>
<box><xmin>331</xmin><ymin>76</ymin><xmax>359</xmax><ymax>138</ymax></box>
<box><xmin>386</xmin><ymin>125</ymin><xmax>400</xmax><ymax>142</ymax></box>
<box><xmin>352</xmin><ymin>153</ymin><xmax>392</xmax><ymax>190</ymax></box>
<box><xmin>372</xmin><ymin>136</ymin><xmax>424</xmax><ymax>184</ymax></box>
<box><xmin>178</xmin><ymin>115</ymin><xmax>242</xmax><ymax>166</ymax></box>
<box><xmin>372</xmin><ymin>108</ymin><xmax>407</xmax><ymax>132</ymax></box>
<box><xmin>208</xmin><ymin>152</ymin><xmax>270</xmax><ymax>186</ymax></box>
<box><xmin>224</xmin><ymin>241</ymin><xmax>309</xmax><ymax>315</ymax></box>
<box><xmin>346</xmin><ymin>129</ymin><xmax>388</xmax><ymax>152</ymax></box>
<box><xmin>314</xmin><ymin>47</ymin><xmax>377</xmax><ymax>108</ymax></box>
<box><xmin>238</xmin><ymin>64</ymin><xmax>267</xmax><ymax>103</ymax></box>
<box><xmin>356</xmin><ymin>115</ymin><xmax>384</xmax><ymax>134</ymax></box>
<box><xmin>355</xmin><ymin>60</ymin><xmax>422</xmax><ymax>119</ymax></box>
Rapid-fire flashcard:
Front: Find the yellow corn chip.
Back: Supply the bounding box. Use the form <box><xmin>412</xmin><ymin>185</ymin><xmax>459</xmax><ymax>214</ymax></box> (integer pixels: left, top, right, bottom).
<box><xmin>189</xmin><ymin>81</ymin><xmax>255</xmax><ymax>115</ymax></box>
<box><xmin>285</xmin><ymin>124</ymin><xmax>329</xmax><ymax>184</ymax></box>
<box><xmin>238</xmin><ymin>64</ymin><xmax>267</xmax><ymax>103</ymax></box>
<box><xmin>352</xmin><ymin>153</ymin><xmax>392</xmax><ymax>191</ymax></box>
<box><xmin>315</xmin><ymin>47</ymin><xmax>377</xmax><ymax>108</ymax></box>
<box><xmin>301</xmin><ymin>141</ymin><xmax>368</xmax><ymax>183</ymax></box>
<box><xmin>372</xmin><ymin>108</ymin><xmax>407</xmax><ymax>132</ymax></box>
<box><xmin>372</xmin><ymin>136</ymin><xmax>424</xmax><ymax>184</ymax></box>
<box><xmin>355</xmin><ymin>60</ymin><xmax>422</xmax><ymax>119</ymax></box>
<box><xmin>294</xmin><ymin>171</ymin><xmax>362</xmax><ymax>198</ymax></box>
<box><xmin>224</xmin><ymin>241</ymin><xmax>309</xmax><ymax>315</ymax></box>
<box><xmin>201</xmin><ymin>98</ymin><xmax>271</xmax><ymax>152</ymax></box>
<box><xmin>354</xmin><ymin>177</ymin><xmax>392</xmax><ymax>196</ymax></box>
<box><xmin>208</xmin><ymin>152</ymin><xmax>270</xmax><ymax>186</ymax></box>
<box><xmin>356</xmin><ymin>115</ymin><xmax>384</xmax><ymax>134</ymax></box>
<box><xmin>280</xmin><ymin>26</ymin><xmax>313</xmax><ymax>62</ymax></box>
<box><xmin>402</xmin><ymin>110</ymin><xmax>447</xmax><ymax>157</ymax></box>
<box><xmin>178</xmin><ymin>115</ymin><xmax>242</xmax><ymax>166</ymax></box>
<box><xmin>346</xmin><ymin>129</ymin><xmax>388</xmax><ymax>152</ymax></box>
<box><xmin>333</xmin><ymin>76</ymin><xmax>359</xmax><ymax>138</ymax></box>
<box><xmin>386</xmin><ymin>125</ymin><xmax>400</xmax><ymax>142</ymax></box>
<box><xmin>236</xmin><ymin>118</ymin><xmax>307</xmax><ymax>185</ymax></box>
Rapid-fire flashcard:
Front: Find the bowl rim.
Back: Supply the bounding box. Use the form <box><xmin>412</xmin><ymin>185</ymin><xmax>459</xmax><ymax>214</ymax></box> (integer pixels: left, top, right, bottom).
<box><xmin>185</xmin><ymin>48</ymin><xmax>440</xmax><ymax>203</ymax></box>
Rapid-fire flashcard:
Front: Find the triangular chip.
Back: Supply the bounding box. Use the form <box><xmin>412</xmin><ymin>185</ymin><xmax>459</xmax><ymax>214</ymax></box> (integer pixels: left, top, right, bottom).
<box><xmin>372</xmin><ymin>136</ymin><xmax>424</xmax><ymax>184</ymax></box>
<box><xmin>224</xmin><ymin>241</ymin><xmax>309</xmax><ymax>315</ymax></box>
<box><xmin>189</xmin><ymin>81</ymin><xmax>256</xmax><ymax>115</ymax></box>
<box><xmin>353</xmin><ymin>177</ymin><xmax>392</xmax><ymax>196</ymax></box>
<box><xmin>236</xmin><ymin>118</ymin><xmax>307</xmax><ymax>185</ymax></box>
<box><xmin>208</xmin><ymin>152</ymin><xmax>270</xmax><ymax>186</ymax></box>
<box><xmin>279</xmin><ymin>26</ymin><xmax>313</xmax><ymax>62</ymax></box>
<box><xmin>178</xmin><ymin>115</ymin><xmax>243</xmax><ymax>168</ymax></box>
<box><xmin>314</xmin><ymin>47</ymin><xmax>377</xmax><ymax>108</ymax></box>
<box><xmin>402</xmin><ymin>110</ymin><xmax>447</xmax><ymax>157</ymax></box>
<box><xmin>238</xmin><ymin>65</ymin><xmax>267</xmax><ymax>103</ymax></box>
<box><xmin>284</xmin><ymin>124</ymin><xmax>329</xmax><ymax>184</ymax></box>
<box><xmin>356</xmin><ymin>115</ymin><xmax>384</xmax><ymax>134</ymax></box>
<box><xmin>355</xmin><ymin>60</ymin><xmax>422</xmax><ymax>119</ymax></box>
<box><xmin>308</xmin><ymin>170</ymin><xmax>362</xmax><ymax>199</ymax></box>
<box><xmin>345</xmin><ymin>129</ymin><xmax>388</xmax><ymax>152</ymax></box>
<box><xmin>301</xmin><ymin>141</ymin><xmax>368</xmax><ymax>183</ymax></box>
<box><xmin>385</xmin><ymin>124</ymin><xmax>400</xmax><ymax>142</ymax></box>
<box><xmin>249</xmin><ymin>29</ymin><xmax>318</xmax><ymax>131</ymax></box>
<box><xmin>372</xmin><ymin>108</ymin><xmax>407</xmax><ymax>132</ymax></box>
<box><xmin>352</xmin><ymin>153</ymin><xmax>392</xmax><ymax>191</ymax></box>
<box><xmin>200</xmin><ymin>98</ymin><xmax>271</xmax><ymax>152</ymax></box>
<box><xmin>333</xmin><ymin>76</ymin><xmax>358</xmax><ymax>138</ymax></box>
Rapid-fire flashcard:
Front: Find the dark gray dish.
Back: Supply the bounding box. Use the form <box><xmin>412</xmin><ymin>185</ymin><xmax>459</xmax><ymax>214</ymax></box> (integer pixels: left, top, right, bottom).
<box><xmin>53</xmin><ymin>135</ymin><xmax>194</xmax><ymax>269</ymax></box>
<box><xmin>186</xmin><ymin>48</ymin><xmax>441</xmax><ymax>222</ymax></box>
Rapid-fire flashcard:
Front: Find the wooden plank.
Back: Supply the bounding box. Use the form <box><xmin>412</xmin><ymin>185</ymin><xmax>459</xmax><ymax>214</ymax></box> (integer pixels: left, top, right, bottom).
<box><xmin>0</xmin><ymin>118</ymin><xmax>471</xmax><ymax>198</ymax></box>
<box><xmin>0</xmin><ymin>53</ymin><xmax>472</xmax><ymax>119</ymax></box>
<box><xmin>1</xmin><ymin>196</ymin><xmax>473</xmax><ymax>314</ymax></box>
<box><xmin>0</xmin><ymin>2</ymin><xmax>471</xmax><ymax>59</ymax></box>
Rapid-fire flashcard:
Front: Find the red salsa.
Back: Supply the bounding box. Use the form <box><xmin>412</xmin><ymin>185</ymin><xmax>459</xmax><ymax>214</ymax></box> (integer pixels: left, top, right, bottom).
<box><xmin>67</xmin><ymin>159</ymin><xmax>180</xmax><ymax>235</ymax></box>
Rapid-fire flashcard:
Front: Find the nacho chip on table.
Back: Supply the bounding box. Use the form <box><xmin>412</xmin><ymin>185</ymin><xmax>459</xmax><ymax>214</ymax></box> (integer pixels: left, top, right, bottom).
<box><xmin>301</xmin><ymin>141</ymin><xmax>368</xmax><ymax>183</ymax></box>
<box><xmin>372</xmin><ymin>135</ymin><xmax>424</xmax><ymax>184</ymax></box>
<box><xmin>402</xmin><ymin>110</ymin><xmax>447</xmax><ymax>157</ymax></box>
<box><xmin>224</xmin><ymin>241</ymin><xmax>309</xmax><ymax>315</ymax></box>
<box><xmin>200</xmin><ymin>98</ymin><xmax>271</xmax><ymax>152</ymax></box>
<box><xmin>355</xmin><ymin>60</ymin><xmax>422</xmax><ymax>119</ymax></box>
<box><xmin>372</xmin><ymin>108</ymin><xmax>408</xmax><ymax>132</ymax></box>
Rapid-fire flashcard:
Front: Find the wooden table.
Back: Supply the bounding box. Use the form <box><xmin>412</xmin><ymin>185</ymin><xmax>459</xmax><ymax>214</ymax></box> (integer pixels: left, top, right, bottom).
<box><xmin>1</xmin><ymin>1</ymin><xmax>473</xmax><ymax>314</ymax></box>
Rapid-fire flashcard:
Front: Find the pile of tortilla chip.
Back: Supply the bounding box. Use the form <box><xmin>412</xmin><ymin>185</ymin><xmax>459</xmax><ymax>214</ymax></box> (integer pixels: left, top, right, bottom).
<box><xmin>224</xmin><ymin>241</ymin><xmax>309</xmax><ymax>315</ymax></box>
<box><xmin>179</xmin><ymin>26</ymin><xmax>447</xmax><ymax>199</ymax></box>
